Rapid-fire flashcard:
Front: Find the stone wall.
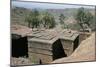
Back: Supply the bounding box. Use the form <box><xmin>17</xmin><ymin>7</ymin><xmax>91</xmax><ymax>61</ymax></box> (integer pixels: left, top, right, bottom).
<box><xmin>28</xmin><ymin>52</ymin><xmax>52</xmax><ymax>64</ymax></box>
<box><xmin>28</xmin><ymin>39</ymin><xmax>53</xmax><ymax>64</ymax></box>
<box><xmin>60</xmin><ymin>40</ymin><xmax>74</xmax><ymax>56</ymax></box>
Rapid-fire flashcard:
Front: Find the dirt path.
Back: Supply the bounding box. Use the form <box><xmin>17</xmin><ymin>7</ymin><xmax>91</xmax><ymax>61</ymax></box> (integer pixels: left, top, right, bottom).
<box><xmin>52</xmin><ymin>32</ymin><xmax>96</xmax><ymax>63</ymax></box>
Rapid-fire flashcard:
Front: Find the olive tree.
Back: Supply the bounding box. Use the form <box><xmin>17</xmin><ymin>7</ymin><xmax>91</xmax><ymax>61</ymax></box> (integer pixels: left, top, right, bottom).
<box><xmin>76</xmin><ymin>7</ymin><xmax>93</xmax><ymax>31</ymax></box>
<box><xmin>59</xmin><ymin>13</ymin><xmax>65</xmax><ymax>24</ymax></box>
<box><xmin>25</xmin><ymin>9</ymin><xmax>40</xmax><ymax>29</ymax></box>
<box><xmin>42</xmin><ymin>12</ymin><xmax>56</xmax><ymax>29</ymax></box>
<box><xmin>59</xmin><ymin>13</ymin><xmax>68</xmax><ymax>29</ymax></box>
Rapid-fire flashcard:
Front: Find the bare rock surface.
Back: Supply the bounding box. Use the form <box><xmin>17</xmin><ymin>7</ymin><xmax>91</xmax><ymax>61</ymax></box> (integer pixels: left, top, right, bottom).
<box><xmin>11</xmin><ymin>57</ymin><xmax>33</xmax><ymax>66</ymax></box>
<box><xmin>52</xmin><ymin>32</ymin><xmax>96</xmax><ymax>63</ymax></box>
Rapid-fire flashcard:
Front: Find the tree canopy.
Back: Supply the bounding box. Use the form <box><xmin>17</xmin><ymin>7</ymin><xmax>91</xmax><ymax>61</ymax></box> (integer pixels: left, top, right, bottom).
<box><xmin>59</xmin><ymin>13</ymin><xmax>65</xmax><ymax>24</ymax></box>
<box><xmin>25</xmin><ymin>9</ymin><xmax>39</xmax><ymax>28</ymax></box>
<box><xmin>25</xmin><ymin>10</ymin><xmax>56</xmax><ymax>29</ymax></box>
<box><xmin>75</xmin><ymin>7</ymin><xmax>93</xmax><ymax>31</ymax></box>
<box><xmin>42</xmin><ymin>12</ymin><xmax>56</xmax><ymax>29</ymax></box>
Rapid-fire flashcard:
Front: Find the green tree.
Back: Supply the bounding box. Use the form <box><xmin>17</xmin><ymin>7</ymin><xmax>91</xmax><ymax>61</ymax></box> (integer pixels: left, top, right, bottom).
<box><xmin>59</xmin><ymin>13</ymin><xmax>65</xmax><ymax>24</ymax></box>
<box><xmin>42</xmin><ymin>12</ymin><xmax>56</xmax><ymax>29</ymax></box>
<box><xmin>49</xmin><ymin>16</ymin><xmax>56</xmax><ymax>28</ymax></box>
<box><xmin>84</xmin><ymin>12</ymin><xmax>93</xmax><ymax>27</ymax></box>
<box><xmin>25</xmin><ymin>9</ymin><xmax>40</xmax><ymax>29</ymax></box>
<box><xmin>59</xmin><ymin>13</ymin><xmax>67</xmax><ymax>29</ymax></box>
<box><xmin>76</xmin><ymin>7</ymin><xmax>85</xmax><ymax>31</ymax></box>
<box><xmin>75</xmin><ymin>7</ymin><xmax>93</xmax><ymax>31</ymax></box>
<box><xmin>25</xmin><ymin>11</ymin><xmax>33</xmax><ymax>28</ymax></box>
<box><xmin>32</xmin><ymin>9</ymin><xmax>40</xmax><ymax>28</ymax></box>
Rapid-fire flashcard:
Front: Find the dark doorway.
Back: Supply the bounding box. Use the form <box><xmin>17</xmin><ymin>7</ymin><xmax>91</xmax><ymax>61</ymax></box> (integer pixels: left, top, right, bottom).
<box><xmin>52</xmin><ymin>39</ymin><xmax>67</xmax><ymax>60</ymax></box>
<box><xmin>74</xmin><ymin>36</ymin><xmax>79</xmax><ymax>50</ymax></box>
<box><xmin>11</xmin><ymin>34</ymin><xmax>28</xmax><ymax>57</ymax></box>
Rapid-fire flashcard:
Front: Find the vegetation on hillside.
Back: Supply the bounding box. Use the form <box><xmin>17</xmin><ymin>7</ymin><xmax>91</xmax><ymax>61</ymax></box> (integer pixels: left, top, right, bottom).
<box><xmin>25</xmin><ymin>9</ymin><xmax>41</xmax><ymax>28</ymax></box>
<box><xmin>11</xmin><ymin>6</ymin><xmax>95</xmax><ymax>31</ymax></box>
<box><xmin>59</xmin><ymin>13</ymin><xmax>68</xmax><ymax>29</ymax></box>
<box><xmin>25</xmin><ymin>10</ymin><xmax>56</xmax><ymax>29</ymax></box>
<box><xmin>42</xmin><ymin>12</ymin><xmax>56</xmax><ymax>29</ymax></box>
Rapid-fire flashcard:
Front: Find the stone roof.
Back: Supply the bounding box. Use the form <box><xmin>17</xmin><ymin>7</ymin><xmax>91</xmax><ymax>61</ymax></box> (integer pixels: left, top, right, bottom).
<box><xmin>28</xmin><ymin>29</ymin><xmax>79</xmax><ymax>44</ymax></box>
<box><xmin>28</xmin><ymin>29</ymin><xmax>59</xmax><ymax>44</ymax></box>
<box><xmin>59</xmin><ymin>30</ymin><xmax>79</xmax><ymax>41</ymax></box>
<box><xmin>11</xmin><ymin>24</ymin><xmax>79</xmax><ymax>43</ymax></box>
<box><xmin>11</xmin><ymin>24</ymin><xmax>32</xmax><ymax>37</ymax></box>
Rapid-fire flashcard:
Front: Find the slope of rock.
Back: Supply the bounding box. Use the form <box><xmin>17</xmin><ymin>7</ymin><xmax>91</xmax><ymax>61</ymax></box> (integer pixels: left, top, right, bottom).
<box><xmin>52</xmin><ymin>32</ymin><xmax>96</xmax><ymax>63</ymax></box>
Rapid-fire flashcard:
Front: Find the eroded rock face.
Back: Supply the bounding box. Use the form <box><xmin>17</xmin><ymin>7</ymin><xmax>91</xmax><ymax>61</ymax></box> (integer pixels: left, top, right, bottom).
<box><xmin>52</xmin><ymin>32</ymin><xmax>95</xmax><ymax>63</ymax></box>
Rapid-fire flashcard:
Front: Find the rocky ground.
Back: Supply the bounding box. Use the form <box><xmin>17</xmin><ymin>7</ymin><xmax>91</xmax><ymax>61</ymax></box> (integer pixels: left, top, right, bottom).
<box><xmin>11</xmin><ymin>57</ymin><xmax>33</xmax><ymax>66</ymax></box>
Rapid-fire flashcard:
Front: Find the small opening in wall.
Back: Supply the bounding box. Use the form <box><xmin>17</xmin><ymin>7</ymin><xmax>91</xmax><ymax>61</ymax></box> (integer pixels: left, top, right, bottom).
<box><xmin>52</xmin><ymin>39</ymin><xmax>67</xmax><ymax>60</ymax></box>
<box><xmin>11</xmin><ymin>34</ymin><xmax>28</xmax><ymax>58</ymax></box>
<box><xmin>74</xmin><ymin>36</ymin><xmax>79</xmax><ymax>50</ymax></box>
